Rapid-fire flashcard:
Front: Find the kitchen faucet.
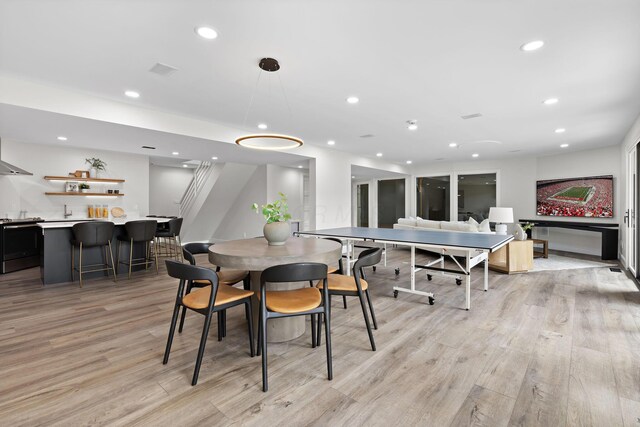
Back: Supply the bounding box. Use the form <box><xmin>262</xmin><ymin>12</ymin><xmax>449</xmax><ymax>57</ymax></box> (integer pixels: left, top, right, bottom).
<box><xmin>64</xmin><ymin>204</ymin><xmax>72</xmax><ymax>218</ymax></box>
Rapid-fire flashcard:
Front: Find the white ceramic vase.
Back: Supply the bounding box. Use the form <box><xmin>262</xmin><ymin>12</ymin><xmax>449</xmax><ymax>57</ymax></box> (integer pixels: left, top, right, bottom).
<box><xmin>263</xmin><ymin>221</ymin><xmax>291</xmax><ymax>246</ymax></box>
<box><xmin>514</xmin><ymin>224</ymin><xmax>527</xmax><ymax>241</ymax></box>
<box><xmin>89</xmin><ymin>167</ymin><xmax>97</xmax><ymax>178</ymax></box>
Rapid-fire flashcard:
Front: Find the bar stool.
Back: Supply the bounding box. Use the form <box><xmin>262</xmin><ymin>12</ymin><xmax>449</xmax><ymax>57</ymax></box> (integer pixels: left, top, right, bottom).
<box><xmin>155</xmin><ymin>218</ymin><xmax>183</xmax><ymax>261</ymax></box>
<box><xmin>117</xmin><ymin>220</ymin><xmax>158</xmax><ymax>279</ymax></box>
<box><xmin>71</xmin><ymin>221</ymin><xmax>117</xmax><ymax>288</ymax></box>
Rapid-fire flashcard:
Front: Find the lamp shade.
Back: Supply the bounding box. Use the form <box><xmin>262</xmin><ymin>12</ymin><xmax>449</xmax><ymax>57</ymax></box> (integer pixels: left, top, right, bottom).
<box><xmin>488</xmin><ymin>207</ymin><xmax>514</xmax><ymax>223</ymax></box>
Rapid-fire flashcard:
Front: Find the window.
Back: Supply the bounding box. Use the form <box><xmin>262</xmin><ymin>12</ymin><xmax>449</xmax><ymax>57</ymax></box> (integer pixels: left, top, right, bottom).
<box><xmin>457</xmin><ymin>173</ymin><xmax>496</xmax><ymax>221</ymax></box>
<box><xmin>416</xmin><ymin>176</ymin><xmax>450</xmax><ymax>220</ymax></box>
<box><xmin>357</xmin><ymin>183</ymin><xmax>369</xmax><ymax>227</ymax></box>
<box><xmin>378</xmin><ymin>179</ymin><xmax>406</xmax><ymax>228</ymax></box>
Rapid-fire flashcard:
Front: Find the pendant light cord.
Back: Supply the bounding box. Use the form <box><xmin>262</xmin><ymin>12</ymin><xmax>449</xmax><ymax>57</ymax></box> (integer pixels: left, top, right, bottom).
<box><xmin>241</xmin><ymin>70</ymin><xmax>263</xmax><ymax>128</ymax></box>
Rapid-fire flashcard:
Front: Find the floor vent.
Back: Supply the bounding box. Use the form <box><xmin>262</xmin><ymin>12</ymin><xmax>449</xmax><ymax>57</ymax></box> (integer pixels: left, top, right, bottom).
<box><xmin>610</xmin><ymin>267</ymin><xmax>622</xmax><ymax>273</ymax></box>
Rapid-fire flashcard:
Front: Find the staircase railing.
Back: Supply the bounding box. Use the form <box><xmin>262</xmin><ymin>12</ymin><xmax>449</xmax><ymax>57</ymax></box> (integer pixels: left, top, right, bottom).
<box><xmin>179</xmin><ymin>161</ymin><xmax>213</xmax><ymax>217</ymax></box>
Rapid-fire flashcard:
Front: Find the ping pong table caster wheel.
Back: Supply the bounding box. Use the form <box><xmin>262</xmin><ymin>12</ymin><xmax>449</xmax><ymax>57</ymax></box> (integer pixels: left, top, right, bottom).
<box><xmin>456</xmin><ymin>279</ymin><xmax>462</xmax><ymax>286</ymax></box>
<box><xmin>395</xmin><ymin>268</ymin><xmax>400</xmax><ymax>275</ymax></box>
<box><xmin>393</xmin><ymin>290</ymin><xmax>399</xmax><ymax>298</ymax></box>
<box><xmin>427</xmin><ymin>274</ymin><xmax>433</xmax><ymax>281</ymax></box>
<box><xmin>372</xmin><ymin>266</ymin><xmax>376</xmax><ymax>272</ymax></box>
<box><xmin>428</xmin><ymin>296</ymin><xmax>435</xmax><ymax>305</ymax></box>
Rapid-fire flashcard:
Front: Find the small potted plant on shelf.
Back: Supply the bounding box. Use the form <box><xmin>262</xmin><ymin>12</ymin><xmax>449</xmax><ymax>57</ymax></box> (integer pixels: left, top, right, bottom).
<box><xmin>79</xmin><ymin>183</ymin><xmax>90</xmax><ymax>193</ymax></box>
<box><xmin>252</xmin><ymin>192</ymin><xmax>292</xmax><ymax>246</ymax></box>
<box><xmin>85</xmin><ymin>157</ymin><xmax>107</xmax><ymax>178</ymax></box>
<box><xmin>514</xmin><ymin>221</ymin><xmax>534</xmax><ymax>240</ymax></box>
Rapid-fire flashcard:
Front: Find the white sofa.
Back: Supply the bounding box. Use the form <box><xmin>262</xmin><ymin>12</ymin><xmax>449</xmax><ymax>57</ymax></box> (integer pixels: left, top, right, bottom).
<box><xmin>393</xmin><ymin>217</ymin><xmax>493</xmax><ymax>234</ymax></box>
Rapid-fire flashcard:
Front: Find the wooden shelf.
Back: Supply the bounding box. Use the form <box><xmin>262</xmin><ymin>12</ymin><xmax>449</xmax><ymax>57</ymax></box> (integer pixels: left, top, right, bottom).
<box><xmin>45</xmin><ymin>192</ymin><xmax>125</xmax><ymax>197</ymax></box>
<box><xmin>44</xmin><ymin>176</ymin><xmax>125</xmax><ymax>183</ymax></box>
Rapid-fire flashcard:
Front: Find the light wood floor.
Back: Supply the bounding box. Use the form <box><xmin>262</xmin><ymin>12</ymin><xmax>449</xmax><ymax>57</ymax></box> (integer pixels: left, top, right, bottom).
<box><xmin>1</xmin><ymin>248</ymin><xmax>640</xmax><ymax>426</ymax></box>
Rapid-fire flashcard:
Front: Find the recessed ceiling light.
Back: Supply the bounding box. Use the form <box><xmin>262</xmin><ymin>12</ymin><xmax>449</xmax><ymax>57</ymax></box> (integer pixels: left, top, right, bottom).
<box><xmin>298</xmin><ymin>165</ymin><xmax>303</xmax><ymax>169</ymax></box>
<box><xmin>124</xmin><ymin>90</ymin><xmax>140</xmax><ymax>98</ymax></box>
<box><xmin>351</xmin><ymin>175</ymin><xmax>355</xmax><ymax>179</ymax></box>
<box><xmin>560</xmin><ymin>143</ymin><xmax>569</xmax><ymax>148</ymax></box>
<box><xmin>406</xmin><ymin>160</ymin><xmax>412</xmax><ymax>164</ymax></box>
<box><xmin>257</xmin><ymin>123</ymin><xmax>268</xmax><ymax>130</ymax></box>
<box><xmin>211</xmin><ymin>156</ymin><xmax>218</xmax><ymax>160</ymax></box>
<box><xmin>57</xmin><ymin>136</ymin><xmax>67</xmax><ymax>141</ymax></box>
<box><xmin>472</xmin><ymin>153</ymin><xmax>479</xmax><ymax>158</ymax></box>
<box><xmin>520</xmin><ymin>40</ymin><xmax>544</xmax><ymax>51</ymax></box>
<box><xmin>449</xmin><ymin>142</ymin><xmax>457</xmax><ymax>148</ymax></box>
<box><xmin>327</xmin><ymin>140</ymin><xmax>335</xmax><ymax>145</ymax></box>
<box><xmin>195</xmin><ymin>26</ymin><xmax>218</xmax><ymax>40</ymax></box>
<box><xmin>376</xmin><ymin>152</ymin><xmax>383</xmax><ymax>157</ymax></box>
<box><xmin>346</xmin><ymin>96</ymin><xmax>359</xmax><ymax>104</ymax></box>
<box><xmin>172</xmin><ymin>151</ymin><xmax>179</xmax><ymax>155</ymax></box>
<box><xmin>407</xmin><ymin>120</ymin><xmax>418</xmax><ymax>131</ymax></box>
<box><xmin>555</xmin><ymin>128</ymin><xmax>566</xmax><ymax>133</ymax></box>
<box><xmin>543</xmin><ymin>98</ymin><xmax>559</xmax><ymax>105</ymax></box>
<box><xmin>182</xmin><ymin>164</ymin><xmax>188</xmax><ymax>168</ymax></box>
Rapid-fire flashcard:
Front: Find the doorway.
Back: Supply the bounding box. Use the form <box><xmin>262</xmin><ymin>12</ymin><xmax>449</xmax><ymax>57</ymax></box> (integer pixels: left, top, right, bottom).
<box><xmin>357</xmin><ymin>183</ymin><xmax>369</xmax><ymax>227</ymax></box>
<box><xmin>626</xmin><ymin>144</ymin><xmax>638</xmax><ymax>277</ymax></box>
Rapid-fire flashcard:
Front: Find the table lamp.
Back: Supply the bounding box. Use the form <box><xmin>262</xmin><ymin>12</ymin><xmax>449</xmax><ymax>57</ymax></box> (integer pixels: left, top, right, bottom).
<box><xmin>489</xmin><ymin>207</ymin><xmax>513</xmax><ymax>235</ymax></box>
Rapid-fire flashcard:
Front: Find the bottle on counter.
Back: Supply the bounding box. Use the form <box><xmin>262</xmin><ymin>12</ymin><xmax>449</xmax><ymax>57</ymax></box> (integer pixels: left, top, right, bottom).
<box><xmin>87</xmin><ymin>205</ymin><xmax>94</xmax><ymax>218</ymax></box>
<box><xmin>102</xmin><ymin>205</ymin><xmax>108</xmax><ymax>219</ymax></box>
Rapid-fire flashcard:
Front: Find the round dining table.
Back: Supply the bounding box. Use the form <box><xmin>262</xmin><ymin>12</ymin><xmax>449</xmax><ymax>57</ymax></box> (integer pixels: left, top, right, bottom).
<box><xmin>209</xmin><ymin>236</ymin><xmax>342</xmax><ymax>342</ymax></box>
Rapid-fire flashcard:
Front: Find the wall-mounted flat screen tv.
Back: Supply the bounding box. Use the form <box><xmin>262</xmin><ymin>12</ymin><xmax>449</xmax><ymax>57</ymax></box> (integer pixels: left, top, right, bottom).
<box><xmin>536</xmin><ymin>175</ymin><xmax>613</xmax><ymax>218</ymax></box>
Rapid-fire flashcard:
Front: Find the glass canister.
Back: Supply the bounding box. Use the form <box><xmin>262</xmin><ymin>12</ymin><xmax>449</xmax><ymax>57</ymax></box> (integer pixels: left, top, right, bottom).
<box><xmin>95</xmin><ymin>205</ymin><xmax>102</xmax><ymax>218</ymax></box>
<box><xmin>102</xmin><ymin>205</ymin><xmax>108</xmax><ymax>218</ymax></box>
<box><xmin>87</xmin><ymin>205</ymin><xmax>94</xmax><ymax>218</ymax></box>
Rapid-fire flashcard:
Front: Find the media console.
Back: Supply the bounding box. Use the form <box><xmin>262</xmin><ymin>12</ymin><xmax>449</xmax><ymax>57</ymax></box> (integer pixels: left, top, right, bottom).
<box><xmin>519</xmin><ymin>219</ymin><xmax>618</xmax><ymax>261</ymax></box>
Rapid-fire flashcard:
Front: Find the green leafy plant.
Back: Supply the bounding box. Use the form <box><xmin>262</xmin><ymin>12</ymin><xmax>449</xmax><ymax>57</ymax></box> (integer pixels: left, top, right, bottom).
<box><xmin>85</xmin><ymin>157</ymin><xmax>107</xmax><ymax>171</ymax></box>
<box><xmin>520</xmin><ymin>222</ymin><xmax>535</xmax><ymax>232</ymax></box>
<box><xmin>252</xmin><ymin>192</ymin><xmax>292</xmax><ymax>224</ymax></box>
<box><xmin>79</xmin><ymin>183</ymin><xmax>90</xmax><ymax>190</ymax></box>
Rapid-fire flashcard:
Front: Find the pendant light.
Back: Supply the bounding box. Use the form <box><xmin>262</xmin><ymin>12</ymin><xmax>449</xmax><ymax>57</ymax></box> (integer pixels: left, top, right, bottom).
<box><xmin>235</xmin><ymin>58</ymin><xmax>303</xmax><ymax>150</ymax></box>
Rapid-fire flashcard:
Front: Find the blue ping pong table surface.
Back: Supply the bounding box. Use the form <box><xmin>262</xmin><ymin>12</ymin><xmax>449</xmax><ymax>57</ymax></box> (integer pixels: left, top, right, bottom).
<box><xmin>297</xmin><ymin>227</ymin><xmax>513</xmax><ymax>252</ymax></box>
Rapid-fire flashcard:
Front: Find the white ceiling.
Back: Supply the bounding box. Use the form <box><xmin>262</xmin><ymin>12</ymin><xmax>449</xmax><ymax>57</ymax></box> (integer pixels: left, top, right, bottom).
<box><xmin>1</xmin><ymin>0</ymin><xmax>639</xmax><ymax>164</ymax></box>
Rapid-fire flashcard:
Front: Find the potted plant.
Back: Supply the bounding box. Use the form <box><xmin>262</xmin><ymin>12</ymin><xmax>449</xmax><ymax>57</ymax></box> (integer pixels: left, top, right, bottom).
<box><xmin>252</xmin><ymin>192</ymin><xmax>292</xmax><ymax>246</ymax></box>
<box><xmin>85</xmin><ymin>157</ymin><xmax>107</xmax><ymax>178</ymax></box>
<box><xmin>514</xmin><ymin>221</ymin><xmax>534</xmax><ymax>240</ymax></box>
<box><xmin>79</xmin><ymin>183</ymin><xmax>90</xmax><ymax>193</ymax></box>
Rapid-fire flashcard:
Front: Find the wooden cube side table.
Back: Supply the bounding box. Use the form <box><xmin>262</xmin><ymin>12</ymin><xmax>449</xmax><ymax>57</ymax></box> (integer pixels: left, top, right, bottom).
<box><xmin>488</xmin><ymin>240</ymin><xmax>534</xmax><ymax>274</ymax></box>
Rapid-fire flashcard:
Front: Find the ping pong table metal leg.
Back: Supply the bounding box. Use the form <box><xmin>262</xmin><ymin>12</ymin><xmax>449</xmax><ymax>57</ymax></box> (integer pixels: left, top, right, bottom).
<box><xmin>410</xmin><ymin>245</ymin><xmax>416</xmax><ymax>291</ymax></box>
<box><xmin>345</xmin><ymin>239</ymin><xmax>352</xmax><ymax>276</ymax></box>
<box><xmin>392</xmin><ymin>244</ymin><xmax>435</xmax><ymax>304</ymax></box>
<box><xmin>465</xmin><ymin>252</ymin><xmax>471</xmax><ymax>310</ymax></box>
<box><xmin>484</xmin><ymin>255</ymin><xmax>489</xmax><ymax>291</ymax></box>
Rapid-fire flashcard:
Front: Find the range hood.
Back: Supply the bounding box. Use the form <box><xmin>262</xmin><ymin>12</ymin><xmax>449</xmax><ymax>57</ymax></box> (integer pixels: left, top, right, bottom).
<box><xmin>0</xmin><ymin>138</ymin><xmax>33</xmax><ymax>175</ymax></box>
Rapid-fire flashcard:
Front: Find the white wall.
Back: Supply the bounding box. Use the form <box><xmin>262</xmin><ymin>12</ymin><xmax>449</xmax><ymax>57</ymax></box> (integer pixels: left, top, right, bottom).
<box><xmin>0</xmin><ymin>139</ymin><xmax>149</xmax><ymax>219</ymax></box>
<box><xmin>266</xmin><ymin>165</ymin><xmax>304</xmax><ymax>222</ymax></box>
<box><xmin>149</xmin><ymin>165</ymin><xmax>192</xmax><ymax>216</ymax></box>
<box><xmin>409</xmin><ymin>145</ymin><xmax>621</xmax><ymax>256</ymax></box>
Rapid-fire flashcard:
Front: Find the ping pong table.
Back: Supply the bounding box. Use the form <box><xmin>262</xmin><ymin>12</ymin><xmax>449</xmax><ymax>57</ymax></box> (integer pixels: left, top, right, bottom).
<box><xmin>296</xmin><ymin>227</ymin><xmax>513</xmax><ymax>310</ymax></box>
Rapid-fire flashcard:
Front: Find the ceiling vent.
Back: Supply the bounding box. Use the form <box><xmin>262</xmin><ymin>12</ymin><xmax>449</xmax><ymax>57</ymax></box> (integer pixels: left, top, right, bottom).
<box><xmin>461</xmin><ymin>113</ymin><xmax>482</xmax><ymax>120</ymax></box>
<box><xmin>149</xmin><ymin>63</ymin><xmax>179</xmax><ymax>76</ymax></box>
<box><xmin>359</xmin><ymin>134</ymin><xmax>375</xmax><ymax>138</ymax></box>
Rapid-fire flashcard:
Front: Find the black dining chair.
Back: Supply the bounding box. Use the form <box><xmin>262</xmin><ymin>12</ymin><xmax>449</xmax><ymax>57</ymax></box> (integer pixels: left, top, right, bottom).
<box><xmin>257</xmin><ymin>262</ymin><xmax>331</xmax><ymax>392</ymax></box>
<box><xmin>71</xmin><ymin>221</ymin><xmax>117</xmax><ymax>287</ymax></box>
<box><xmin>163</xmin><ymin>260</ymin><xmax>254</xmax><ymax>386</ymax></box>
<box><xmin>317</xmin><ymin>247</ymin><xmax>382</xmax><ymax>351</ymax></box>
<box><xmin>181</xmin><ymin>242</ymin><xmax>250</xmax><ymax>340</ymax></box>
<box><xmin>116</xmin><ymin>220</ymin><xmax>158</xmax><ymax>279</ymax></box>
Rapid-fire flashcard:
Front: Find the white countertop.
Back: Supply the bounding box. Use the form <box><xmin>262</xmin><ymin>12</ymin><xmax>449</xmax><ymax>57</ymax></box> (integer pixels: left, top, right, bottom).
<box><xmin>37</xmin><ymin>217</ymin><xmax>171</xmax><ymax>229</ymax></box>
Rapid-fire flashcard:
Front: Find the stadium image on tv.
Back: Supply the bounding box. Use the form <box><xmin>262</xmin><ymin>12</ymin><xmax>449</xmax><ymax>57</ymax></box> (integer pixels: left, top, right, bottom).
<box><xmin>536</xmin><ymin>175</ymin><xmax>613</xmax><ymax>218</ymax></box>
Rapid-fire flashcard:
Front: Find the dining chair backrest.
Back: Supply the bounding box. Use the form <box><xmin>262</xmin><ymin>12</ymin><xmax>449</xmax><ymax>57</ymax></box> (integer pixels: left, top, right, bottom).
<box><xmin>72</xmin><ymin>221</ymin><xmax>115</xmax><ymax>247</ymax></box>
<box><xmin>125</xmin><ymin>220</ymin><xmax>157</xmax><ymax>242</ymax></box>
<box><xmin>165</xmin><ymin>259</ymin><xmax>218</xmax><ymax>285</ymax></box>
<box><xmin>182</xmin><ymin>242</ymin><xmax>213</xmax><ymax>265</ymax></box>
<box><xmin>353</xmin><ymin>247</ymin><xmax>382</xmax><ymax>279</ymax></box>
<box><xmin>260</xmin><ymin>262</ymin><xmax>328</xmax><ymax>286</ymax></box>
